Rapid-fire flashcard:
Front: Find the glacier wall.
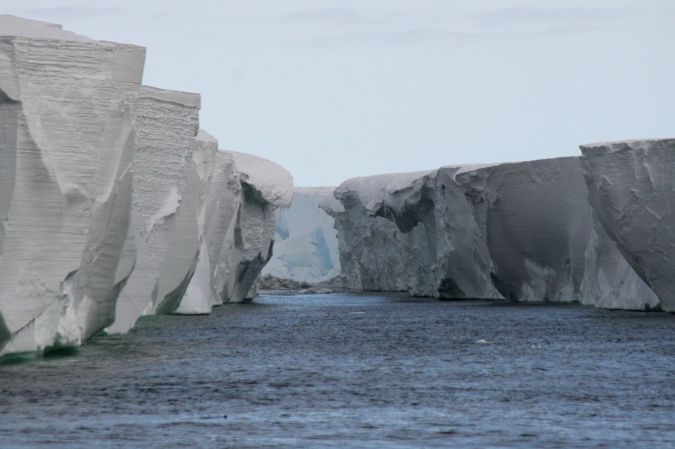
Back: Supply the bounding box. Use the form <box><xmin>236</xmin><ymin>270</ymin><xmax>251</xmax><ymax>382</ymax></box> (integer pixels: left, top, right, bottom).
<box><xmin>456</xmin><ymin>158</ymin><xmax>592</xmax><ymax>303</ymax></box>
<box><xmin>222</xmin><ymin>152</ymin><xmax>294</xmax><ymax>302</ymax></box>
<box><xmin>0</xmin><ymin>16</ymin><xmax>145</xmax><ymax>354</ymax></box>
<box><xmin>174</xmin><ymin>131</ymin><xmax>231</xmax><ymax>315</ymax></box>
<box><xmin>174</xmin><ymin>147</ymin><xmax>293</xmax><ymax>312</ymax></box>
<box><xmin>326</xmin><ymin>157</ymin><xmax>659</xmax><ymax>310</ymax></box>
<box><xmin>581</xmin><ymin>139</ymin><xmax>675</xmax><ymax>312</ymax></box>
<box><xmin>107</xmin><ymin>86</ymin><xmax>201</xmax><ymax>333</ymax></box>
<box><xmin>327</xmin><ymin>168</ymin><xmax>500</xmax><ymax>298</ymax></box>
<box><xmin>0</xmin><ymin>16</ymin><xmax>294</xmax><ymax>357</ymax></box>
<box><xmin>262</xmin><ymin>187</ymin><xmax>341</xmax><ymax>284</ymax></box>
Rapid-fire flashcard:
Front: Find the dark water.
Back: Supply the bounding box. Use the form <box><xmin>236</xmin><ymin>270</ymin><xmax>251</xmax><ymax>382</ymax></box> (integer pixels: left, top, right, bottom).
<box><xmin>1</xmin><ymin>293</ymin><xmax>674</xmax><ymax>449</ymax></box>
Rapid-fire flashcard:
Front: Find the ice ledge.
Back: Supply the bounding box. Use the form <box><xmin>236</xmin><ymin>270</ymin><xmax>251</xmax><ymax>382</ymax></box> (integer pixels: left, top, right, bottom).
<box><xmin>229</xmin><ymin>151</ymin><xmax>294</xmax><ymax>207</ymax></box>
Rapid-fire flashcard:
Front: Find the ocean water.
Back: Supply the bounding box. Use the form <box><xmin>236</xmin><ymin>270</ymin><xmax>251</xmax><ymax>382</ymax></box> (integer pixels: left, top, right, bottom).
<box><xmin>0</xmin><ymin>293</ymin><xmax>673</xmax><ymax>449</ymax></box>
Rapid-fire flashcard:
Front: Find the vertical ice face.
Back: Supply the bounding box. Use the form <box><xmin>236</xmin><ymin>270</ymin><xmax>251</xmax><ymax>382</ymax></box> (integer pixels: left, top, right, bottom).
<box><xmin>326</xmin><ymin>168</ymin><xmax>501</xmax><ymax>298</ymax></box>
<box><xmin>199</xmin><ymin>151</ymin><xmax>242</xmax><ymax>307</ymax></box>
<box><xmin>174</xmin><ymin>130</ymin><xmax>222</xmax><ymax>315</ymax></box>
<box><xmin>107</xmin><ymin>86</ymin><xmax>200</xmax><ymax>333</ymax></box>
<box><xmin>431</xmin><ymin>166</ymin><xmax>501</xmax><ymax>299</ymax></box>
<box><xmin>175</xmin><ymin>134</ymin><xmax>247</xmax><ymax>314</ymax></box>
<box><xmin>581</xmin><ymin>139</ymin><xmax>675</xmax><ymax>312</ymax></box>
<box><xmin>456</xmin><ymin>158</ymin><xmax>592</xmax><ymax>302</ymax></box>
<box><xmin>327</xmin><ymin>157</ymin><xmax>658</xmax><ymax>309</ymax></box>
<box><xmin>0</xmin><ymin>16</ymin><xmax>145</xmax><ymax>355</ymax></box>
<box><xmin>262</xmin><ymin>187</ymin><xmax>341</xmax><ymax>284</ymax></box>
<box><xmin>0</xmin><ymin>15</ymin><xmax>297</xmax><ymax>357</ymax></box>
<box><xmin>580</xmin><ymin>212</ymin><xmax>660</xmax><ymax>310</ymax></box>
<box><xmin>456</xmin><ymin>158</ymin><xmax>656</xmax><ymax>308</ymax></box>
<box><xmin>177</xmin><ymin>148</ymin><xmax>294</xmax><ymax>312</ymax></box>
<box><xmin>222</xmin><ymin>151</ymin><xmax>294</xmax><ymax>302</ymax></box>
<box><xmin>327</xmin><ymin>171</ymin><xmax>435</xmax><ymax>294</ymax></box>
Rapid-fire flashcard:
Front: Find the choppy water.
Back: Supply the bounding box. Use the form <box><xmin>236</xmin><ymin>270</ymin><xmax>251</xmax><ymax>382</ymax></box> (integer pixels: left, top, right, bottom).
<box><xmin>0</xmin><ymin>293</ymin><xmax>674</xmax><ymax>449</ymax></box>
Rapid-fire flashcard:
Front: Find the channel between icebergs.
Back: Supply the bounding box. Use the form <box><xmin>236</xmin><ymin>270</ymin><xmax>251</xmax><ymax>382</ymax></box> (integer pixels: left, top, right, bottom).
<box><xmin>1</xmin><ymin>15</ymin><xmax>672</xmax><ymax>361</ymax></box>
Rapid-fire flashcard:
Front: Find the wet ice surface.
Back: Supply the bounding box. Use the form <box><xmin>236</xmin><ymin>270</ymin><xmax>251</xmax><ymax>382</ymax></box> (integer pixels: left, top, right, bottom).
<box><xmin>1</xmin><ymin>293</ymin><xmax>674</xmax><ymax>449</ymax></box>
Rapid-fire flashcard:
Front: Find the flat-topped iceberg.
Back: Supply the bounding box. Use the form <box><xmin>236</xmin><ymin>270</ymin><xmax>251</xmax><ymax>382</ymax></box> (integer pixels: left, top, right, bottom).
<box><xmin>325</xmin><ymin>157</ymin><xmax>659</xmax><ymax>310</ymax></box>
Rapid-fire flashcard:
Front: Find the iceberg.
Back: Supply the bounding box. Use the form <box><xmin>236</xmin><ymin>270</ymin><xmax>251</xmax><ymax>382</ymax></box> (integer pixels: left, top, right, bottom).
<box><xmin>220</xmin><ymin>151</ymin><xmax>293</xmax><ymax>302</ymax></box>
<box><xmin>326</xmin><ymin>167</ymin><xmax>501</xmax><ymax>299</ymax></box>
<box><xmin>262</xmin><ymin>187</ymin><xmax>341</xmax><ymax>285</ymax></box>
<box><xmin>176</xmin><ymin>148</ymin><xmax>294</xmax><ymax>312</ymax></box>
<box><xmin>581</xmin><ymin>139</ymin><xmax>675</xmax><ymax>312</ymax></box>
<box><xmin>326</xmin><ymin>157</ymin><xmax>659</xmax><ymax>309</ymax></box>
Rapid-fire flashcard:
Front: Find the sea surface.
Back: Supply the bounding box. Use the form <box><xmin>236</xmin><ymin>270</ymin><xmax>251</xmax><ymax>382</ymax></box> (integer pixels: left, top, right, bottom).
<box><xmin>1</xmin><ymin>293</ymin><xmax>674</xmax><ymax>449</ymax></box>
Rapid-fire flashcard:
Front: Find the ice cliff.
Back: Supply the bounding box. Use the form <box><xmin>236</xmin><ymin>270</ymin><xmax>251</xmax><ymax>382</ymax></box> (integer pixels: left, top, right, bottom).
<box><xmin>0</xmin><ymin>16</ymin><xmax>145</xmax><ymax>355</ymax></box>
<box><xmin>455</xmin><ymin>158</ymin><xmax>657</xmax><ymax>309</ymax></box>
<box><xmin>262</xmin><ymin>187</ymin><xmax>341</xmax><ymax>285</ymax></box>
<box><xmin>214</xmin><ymin>151</ymin><xmax>293</xmax><ymax>304</ymax></box>
<box><xmin>327</xmin><ymin>168</ymin><xmax>499</xmax><ymax>298</ymax></box>
<box><xmin>107</xmin><ymin>86</ymin><xmax>201</xmax><ymax>333</ymax></box>
<box><xmin>326</xmin><ymin>157</ymin><xmax>659</xmax><ymax>310</ymax></box>
<box><xmin>0</xmin><ymin>16</ymin><xmax>293</xmax><ymax>357</ymax></box>
<box><xmin>581</xmin><ymin>139</ymin><xmax>675</xmax><ymax>312</ymax></box>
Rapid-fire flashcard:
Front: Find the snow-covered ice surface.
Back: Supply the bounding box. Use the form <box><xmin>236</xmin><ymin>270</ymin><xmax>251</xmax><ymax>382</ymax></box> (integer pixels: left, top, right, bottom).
<box><xmin>581</xmin><ymin>139</ymin><xmax>675</xmax><ymax>312</ymax></box>
<box><xmin>262</xmin><ymin>187</ymin><xmax>341</xmax><ymax>284</ymax></box>
<box><xmin>0</xmin><ymin>16</ymin><xmax>295</xmax><ymax>356</ymax></box>
<box><xmin>0</xmin><ymin>15</ymin><xmax>145</xmax><ymax>355</ymax></box>
<box><xmin>326</xmin><ymin>157</ymin><xmax>659</xmax><ymax>309</ymax></box>
<box><xmin>228</xmin><ymin>150</ymin><xmax>293</xmax><ymax>208</ymax></box>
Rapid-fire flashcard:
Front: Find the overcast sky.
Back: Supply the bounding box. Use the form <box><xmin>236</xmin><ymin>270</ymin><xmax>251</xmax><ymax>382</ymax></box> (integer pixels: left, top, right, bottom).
<box><xmin>2</xmin><ymin>0</ymin><xmax>674</xmax><ymax>186</ymax></box>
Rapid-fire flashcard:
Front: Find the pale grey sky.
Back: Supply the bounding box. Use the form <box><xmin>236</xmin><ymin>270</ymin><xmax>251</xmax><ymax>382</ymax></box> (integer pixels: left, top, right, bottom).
<box><xmin>2</xmin><ymin>0</ymin><xmax>674</xmax><ymax>186</ymax></box>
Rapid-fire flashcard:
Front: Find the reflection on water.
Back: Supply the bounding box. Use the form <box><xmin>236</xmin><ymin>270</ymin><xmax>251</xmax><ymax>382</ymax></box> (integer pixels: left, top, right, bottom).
<box><xmin>1</xmin><ymin>293</ymin><xmax>674</xmax><ymax>448</ymax></box>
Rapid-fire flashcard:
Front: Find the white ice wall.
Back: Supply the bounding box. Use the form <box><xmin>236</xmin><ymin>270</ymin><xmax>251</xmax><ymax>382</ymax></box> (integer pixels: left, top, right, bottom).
<box><xmin>107</xmin><ymin>86</ymin><xmax>201</xmax><ymax>333</ymax></box>
<box><xmin>0</xmin><ymin>15</ymin><xmax>145</xmax><ymax>355</ymax></box>
<box><xmin>176</xmin><ymin>147</ymin><xmax>294</xmax><ymax>313</ymax></box>
<box><xmin>0</xmin><ymin>16</ymin><xmax>294</xmax><ymax>357</ymax></box>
